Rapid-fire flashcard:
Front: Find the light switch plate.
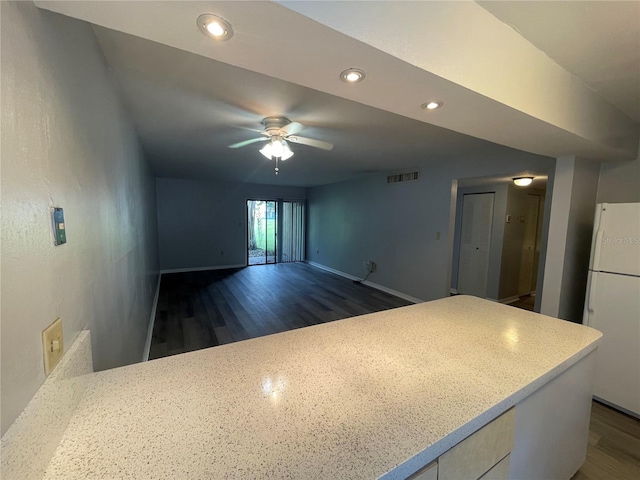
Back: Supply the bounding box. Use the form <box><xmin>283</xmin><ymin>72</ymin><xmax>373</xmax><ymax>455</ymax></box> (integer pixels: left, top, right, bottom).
<box><xmin>42</xmin><ymin>318</ymin><xmax>64</xmax><ymax>375</ymax></box>
<box><xmin>51</xmin><ymin>207</ymin><xmax>66</xmax><ymax>246</ymax></box>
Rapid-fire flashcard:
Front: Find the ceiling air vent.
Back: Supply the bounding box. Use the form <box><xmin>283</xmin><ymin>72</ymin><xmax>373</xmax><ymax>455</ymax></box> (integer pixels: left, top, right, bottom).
<box><xmin>387</xmin><ymin>171</ymin><xmax>419</xmax><ymax>184</ymax></box>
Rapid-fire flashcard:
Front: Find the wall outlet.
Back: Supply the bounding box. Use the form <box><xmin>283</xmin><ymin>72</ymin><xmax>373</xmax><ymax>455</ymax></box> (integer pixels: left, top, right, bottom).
<box><xmin>366</xmin><ymin>260</ymin><xmax>377</xmax><ymax>272</ymax></box>
<box><xmin>42</xmin><ymin>318</ymin><xmax>64</xmax><ymax>375</ymax></box>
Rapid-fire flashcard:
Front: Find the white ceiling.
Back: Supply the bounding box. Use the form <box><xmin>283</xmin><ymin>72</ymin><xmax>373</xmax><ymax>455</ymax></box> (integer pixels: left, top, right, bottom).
<box><xmin>478</xmin><ymin>1</ymin><xmax>640</xmax><ymax>123</ymax></box>
<box><xmin>94</xmin><ymin>26</ymin><xmax>546</xmax><ymax>186</ymax></box>
<box><xmin>35</xmin><ymin>1</ymin><xmax>640</xmax><ymax>187</ymax></box>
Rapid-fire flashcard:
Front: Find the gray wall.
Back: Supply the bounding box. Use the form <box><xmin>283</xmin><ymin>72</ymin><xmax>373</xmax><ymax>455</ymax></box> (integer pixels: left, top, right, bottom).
<box><xmin>1</xmin><ymin>2</ymin><xmax>159</xmax><ymax>435</ymax></box>
<box><xmin>156</xmin><ymin>178</ymin><xmax>306</xmax><ymax>271</ymax></box>
<box><xmin>597</xmin><ymin>144</ymin><xmax>640</xmax><ymax>203</ymax></box>
<box><xmin>558</xmin><ymin>159</ymin><xmax>601</xmax><ymax>322</ymax></box>
<box><xmin>306</xmin><ymin>154</ymin><xmax>554</xmax><ymax>302</ymax></box>
<box><xmin>540</xmin><ymin>157</ymin><xmax>601</xmax><ymax>323</ymax></box>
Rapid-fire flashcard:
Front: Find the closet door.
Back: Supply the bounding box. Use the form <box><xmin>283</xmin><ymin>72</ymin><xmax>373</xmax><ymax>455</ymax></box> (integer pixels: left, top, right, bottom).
<box><xmin>457</xmin><ymin>193</ymin><xmax>495</xmax><ymax>298</ymax></box>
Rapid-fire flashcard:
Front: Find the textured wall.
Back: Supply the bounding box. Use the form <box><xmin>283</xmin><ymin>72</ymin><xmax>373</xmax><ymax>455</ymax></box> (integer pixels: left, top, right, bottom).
<box><xmin>597</xmin><ymin>142</ymin><xmax>640</xmax><ymax>203</ymax></box>
<box><xmin>306</xmin><ymin>154</ymin><xmax>553</xmax><ymax>302</ymax></box>
<box><xmin>1</xmin><ymin>2</ymin><xmax>159</xmax><ymax>435</ymax></box>
<box><xmin>559</xmin><ymin>159</ymin><xmax>601</xmax><ymax>323</ymax></box>
<box><xmin>156</xmin><ymin>178</ymin><xmax>306</xmax><ymax>271</ymax></box>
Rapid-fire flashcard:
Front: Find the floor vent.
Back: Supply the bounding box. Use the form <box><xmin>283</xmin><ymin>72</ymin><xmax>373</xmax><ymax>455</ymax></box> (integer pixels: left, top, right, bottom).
<box><xmin>387</xmin><ymin>171</ymin><xmax>419</xmax><ymax>184</ymax></box>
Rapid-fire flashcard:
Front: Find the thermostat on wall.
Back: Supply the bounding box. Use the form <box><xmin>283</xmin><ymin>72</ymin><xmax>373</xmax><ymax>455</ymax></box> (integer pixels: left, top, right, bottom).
<box><xmin>51</xmin><ymin>207</ymin><xmax>66</xmax><ymax>246</ymax></box>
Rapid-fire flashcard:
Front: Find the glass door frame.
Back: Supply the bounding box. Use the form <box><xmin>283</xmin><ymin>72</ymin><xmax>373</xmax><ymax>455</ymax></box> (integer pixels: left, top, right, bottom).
<box><xmin>246</xmin><ymin>198</ymin><xmax>278</xmax><ymax>266</ymax></box>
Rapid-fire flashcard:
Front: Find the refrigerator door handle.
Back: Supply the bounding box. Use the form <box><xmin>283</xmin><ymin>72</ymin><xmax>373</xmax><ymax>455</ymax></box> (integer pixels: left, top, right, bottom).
<box><xmin>586</xmin><ymin>272</ymin><xmax>598</xmax><ymax>323</ymax></box>
<box><xmin>591</xmin><ymin>205</ymin><xmax>606</xmax><ymax>271</ymax></box>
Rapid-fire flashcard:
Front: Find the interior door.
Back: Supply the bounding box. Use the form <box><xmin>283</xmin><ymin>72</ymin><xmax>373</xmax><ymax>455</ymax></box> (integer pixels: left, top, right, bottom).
<box><xmin>457</xmin><ymin>193</ymin><xmax>494</xmax><ymax>298</ymax></box>
<box><xmin>518</xmin><ymin>194</ymin><xmax>540</xmax><ymax>295</ymax></box>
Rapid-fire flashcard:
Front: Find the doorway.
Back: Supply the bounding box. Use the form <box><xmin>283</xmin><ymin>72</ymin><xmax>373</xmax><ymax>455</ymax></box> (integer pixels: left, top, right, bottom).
<box><xmin>247</xmin><ymin>200</ymin><xmax>277</xmax><ymax>265</ymax></box>
<box><xmin>247</xmin><ymin>199</ymin><xmax>306</xmax><ymax>266</ymax></box>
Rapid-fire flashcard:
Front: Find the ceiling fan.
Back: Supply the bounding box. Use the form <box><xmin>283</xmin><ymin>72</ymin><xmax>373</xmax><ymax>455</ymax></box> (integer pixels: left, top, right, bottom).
<box><xmin>228</xmin><ymin>117</ymin><xmax>334</xmax><ymax>174</ymax></box>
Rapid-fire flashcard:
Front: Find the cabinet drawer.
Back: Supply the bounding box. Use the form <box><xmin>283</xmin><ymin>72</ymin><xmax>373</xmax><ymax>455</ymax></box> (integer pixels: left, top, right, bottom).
<box><xmin>407</xmin><ymin>461</ymin><xmax>438</xmax><ymax>480</ymax></box>
<box><xmin>479</xmin><ymin>454</ymin><xmax>510</xmax><ymax>480</ymax></box>
<box><xmin>439</xmin><ymin>408</ymin><xmax>515</xmax><ymax>480</ymax></box>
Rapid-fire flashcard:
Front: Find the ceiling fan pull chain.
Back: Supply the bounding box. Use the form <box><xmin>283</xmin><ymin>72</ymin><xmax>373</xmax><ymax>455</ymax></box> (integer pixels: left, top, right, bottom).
<box><xmin>275</xmin><ymin>156</ymin><xmax>279</xmax><ymax>175</ymax></box>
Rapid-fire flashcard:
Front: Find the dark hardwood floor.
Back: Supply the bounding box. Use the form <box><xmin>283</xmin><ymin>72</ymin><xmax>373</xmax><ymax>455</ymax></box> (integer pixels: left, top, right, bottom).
<box><xmin>572</xmin><ymin>401</ymin><xmax>640</xmax><ymax>480</ymax></box>
<box><xmin>149</xmin><ymin>262</ymin><xmax>412</xmax><ymax>360</ymax></box>
<box><xmin>509</xmin><ymin>294</ymin><xmax>535</xmax><ymax>311</ymax></box>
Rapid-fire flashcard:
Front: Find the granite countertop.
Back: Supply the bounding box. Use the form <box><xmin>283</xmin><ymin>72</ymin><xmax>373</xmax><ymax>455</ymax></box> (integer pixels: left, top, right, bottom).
<box><xmin>42</xmin><ymin>296</ymin><xmax>602</xmax><ymax>479</ymax></box>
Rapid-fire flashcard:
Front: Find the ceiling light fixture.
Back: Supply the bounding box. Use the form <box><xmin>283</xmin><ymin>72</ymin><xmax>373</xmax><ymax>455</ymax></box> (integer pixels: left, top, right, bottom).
<box><xmin>513</xmin><ymin>177</ymin><xmax>534</xmax><ymax>187</ymax></box>
<box><xmin>259</xmin><ymin>136</ymin><xmax>294</xmax><ymax>175</ymax></box>
<box><xmin>197</xmin><ymin>14</ymin><xmax>234</xmax><ymax>41</ymax></box>
<box><xmin>340</xmin><ymin>68</ymin><xmax>366</xmax><ymax>83</ymax></box>
<box><xmin>421</xmin><ymin>101</ymin><xmax>443</xmax><ymax>110</ymax></box>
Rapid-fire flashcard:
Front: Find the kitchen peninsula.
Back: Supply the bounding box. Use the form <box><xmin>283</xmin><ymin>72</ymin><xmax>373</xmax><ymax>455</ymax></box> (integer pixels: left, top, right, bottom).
<box><xmin>21</xmin><ymin>296</ymin><xmax>603</xmax><ymax>479</ymax></box>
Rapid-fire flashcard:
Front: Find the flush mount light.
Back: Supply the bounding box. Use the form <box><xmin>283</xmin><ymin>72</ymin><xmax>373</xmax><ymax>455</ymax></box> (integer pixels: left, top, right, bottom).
<box><xmin>340</xmin><ymin>68</ymin><xmax>366</xmax><ymax>83</ymax></box>
<box><xmin>197</xmin><ymin>14</ymin><xmax>234</xmax><ymax>41</ymax></box>
<box><xmin>421</xmin><ymin>101</ymin><xmax>443</xmax><ymax>110</ymax></box>
<box><xmin>513</xmin><ymin>177</ymin><xmax>534</xmax><ymax>187</ymax></box>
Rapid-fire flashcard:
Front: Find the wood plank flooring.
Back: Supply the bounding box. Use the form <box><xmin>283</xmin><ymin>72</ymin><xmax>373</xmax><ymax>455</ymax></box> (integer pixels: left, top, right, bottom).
<box><xmin>149</xmin><ymin>262</ymin><xmax>412</xmax><ymax>360</ymax></box>
<box><xmin>509</xmin><ymin>294</ymin><xmax>535</xmax><ymax>311</ymax></box>
<box><xmin>572</xmin><ymin>400</ymin><xmax>640</xmax><ymax>480</ymax></box>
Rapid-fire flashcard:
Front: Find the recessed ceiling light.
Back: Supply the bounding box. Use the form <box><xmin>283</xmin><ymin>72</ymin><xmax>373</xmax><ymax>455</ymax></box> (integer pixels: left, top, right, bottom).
<box><xmin>421</xmin><ymin>101</ymin><xmax>443</xmax><ymax>110</ymax></box>
<box><xmin>197</xmin><ymin>14</ymin><xmax>234</xmax><ymax>41</ymax></box>
<box><xmin>513</xmin><ymin>177</ymin><xmax>534</xmax><ymax>187</ymax></box>
<box><xmin>340</xmin><ymin>68</ymin><xmax>366</xmax><ymax>83</ymax></box>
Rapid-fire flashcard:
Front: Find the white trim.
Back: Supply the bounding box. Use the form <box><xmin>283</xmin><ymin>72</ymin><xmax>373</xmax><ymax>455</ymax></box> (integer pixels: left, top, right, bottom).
<box><xmin>142</xmin><ymin>274</ymin><xmax>162</xmax><ymax>362</ymax></box>
<box><xmin>450</xmin><ymin>288</ymin><xmax>458</xmax><ymax>295</ymax></box>
<box><xmin>160</xmin><ymin>264</ymin><xmax>245</xmax><ymax>274</ymax></box>
<box><xmin>305</xmin><ymin>260</ymin><xmax>424</xmax><ymax>304</ymax></box>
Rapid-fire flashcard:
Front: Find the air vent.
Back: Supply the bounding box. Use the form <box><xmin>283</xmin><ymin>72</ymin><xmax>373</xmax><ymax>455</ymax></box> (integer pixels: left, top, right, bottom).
<box><xmin>387</xmin><ymin>171</ymin><xmax>419</xmax><ymax>184</ymax></box>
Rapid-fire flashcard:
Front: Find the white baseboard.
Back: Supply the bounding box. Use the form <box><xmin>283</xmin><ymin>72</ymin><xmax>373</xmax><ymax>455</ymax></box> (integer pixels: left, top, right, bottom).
<box><xmin>142</xmin><ymin>274</ymin><xmax>162</xmax><ymax>362</ymax></box>
<box><xmin>305</xmin><ymin>260</ymin><xmax>424</xmax><ymax>304</ymax></box>
<box><xmin>450</xmin><ymin>288</ymin><xmax>458</xmax><ymax>295</ymax></box>
<box><xmin>160</xmin><ymin>264</ymin><xmax>245</xmax><ymax>274</ymax></box>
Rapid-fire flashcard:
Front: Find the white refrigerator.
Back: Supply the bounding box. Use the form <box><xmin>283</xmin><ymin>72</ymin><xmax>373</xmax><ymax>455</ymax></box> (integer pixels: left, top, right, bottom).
<box><xmin>583</xmin><ymin>202</ymin><xmax>640</xmax><ymax>417</ymax></box>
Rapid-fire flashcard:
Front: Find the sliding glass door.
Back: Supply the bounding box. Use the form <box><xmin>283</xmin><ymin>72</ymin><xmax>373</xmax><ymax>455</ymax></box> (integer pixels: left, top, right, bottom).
<box><xmin>247</xmin><ymin>199</ymin><xmax>305</xmax><ymax>266</ymax></box>
<box><xmin>247</xmin><ymin>200</ymin><xmax>277</xmax><ymax>265</ymax></box>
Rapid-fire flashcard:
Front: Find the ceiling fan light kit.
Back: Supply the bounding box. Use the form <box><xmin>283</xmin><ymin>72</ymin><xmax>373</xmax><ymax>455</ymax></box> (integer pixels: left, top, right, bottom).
<box><xmin>228</xmin><ymin>117</ymin><xmax>334</xmax><ymax>175</ymax></box>
<box><xmin>259</xmin><ymin>137</ymin><xmax>294</xmax><ymax>161</ymax></box>
<box><xmin>340</xmin><ymin>68</ymin><xmax>366</xmax><ymax>83</ymax></box>
<box><xmin>197</xmin><ymin>14</ymin><xmax>234</xmax><ymax>41</ymax></box>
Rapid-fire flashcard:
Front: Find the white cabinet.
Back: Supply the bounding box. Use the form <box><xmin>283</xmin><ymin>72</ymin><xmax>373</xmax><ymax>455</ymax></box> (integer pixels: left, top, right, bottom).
<box><xmin>409</xmin><ymin>408</ymin><xmax>515</xmax><ymax>480</ymax></box>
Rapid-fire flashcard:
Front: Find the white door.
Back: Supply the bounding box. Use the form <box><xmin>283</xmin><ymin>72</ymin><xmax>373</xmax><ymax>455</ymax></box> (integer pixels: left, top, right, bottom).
<box><xmin>457</xmin><ymin>193</ymin><xmax>494</xmax><ymax>298</ymax></box>
<box><xmin>590</xmin><ymin>203</ymin><xmax>640</xmax><ymax>276</ymax></box>
<box><xmin>584</xmin><ymin>271</ymin><xmax>640</xmax><ymax>416</ymax></box>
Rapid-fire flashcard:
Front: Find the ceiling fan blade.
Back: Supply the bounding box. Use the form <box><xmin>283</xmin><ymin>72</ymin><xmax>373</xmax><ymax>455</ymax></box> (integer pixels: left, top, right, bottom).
<box><xmin>281</xmin><ymin>121</ymin><xmax>304</xmax><ymax>136</ymax></box>
<box><xmin>228</xmin><ymin>137</ymin><xmax>269</xmax><ymax>149</ymax></box>
<box><xmin>287</xmin><ymin>135</ymin><xmax>334</xmax><ymax>151</ymax></box>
